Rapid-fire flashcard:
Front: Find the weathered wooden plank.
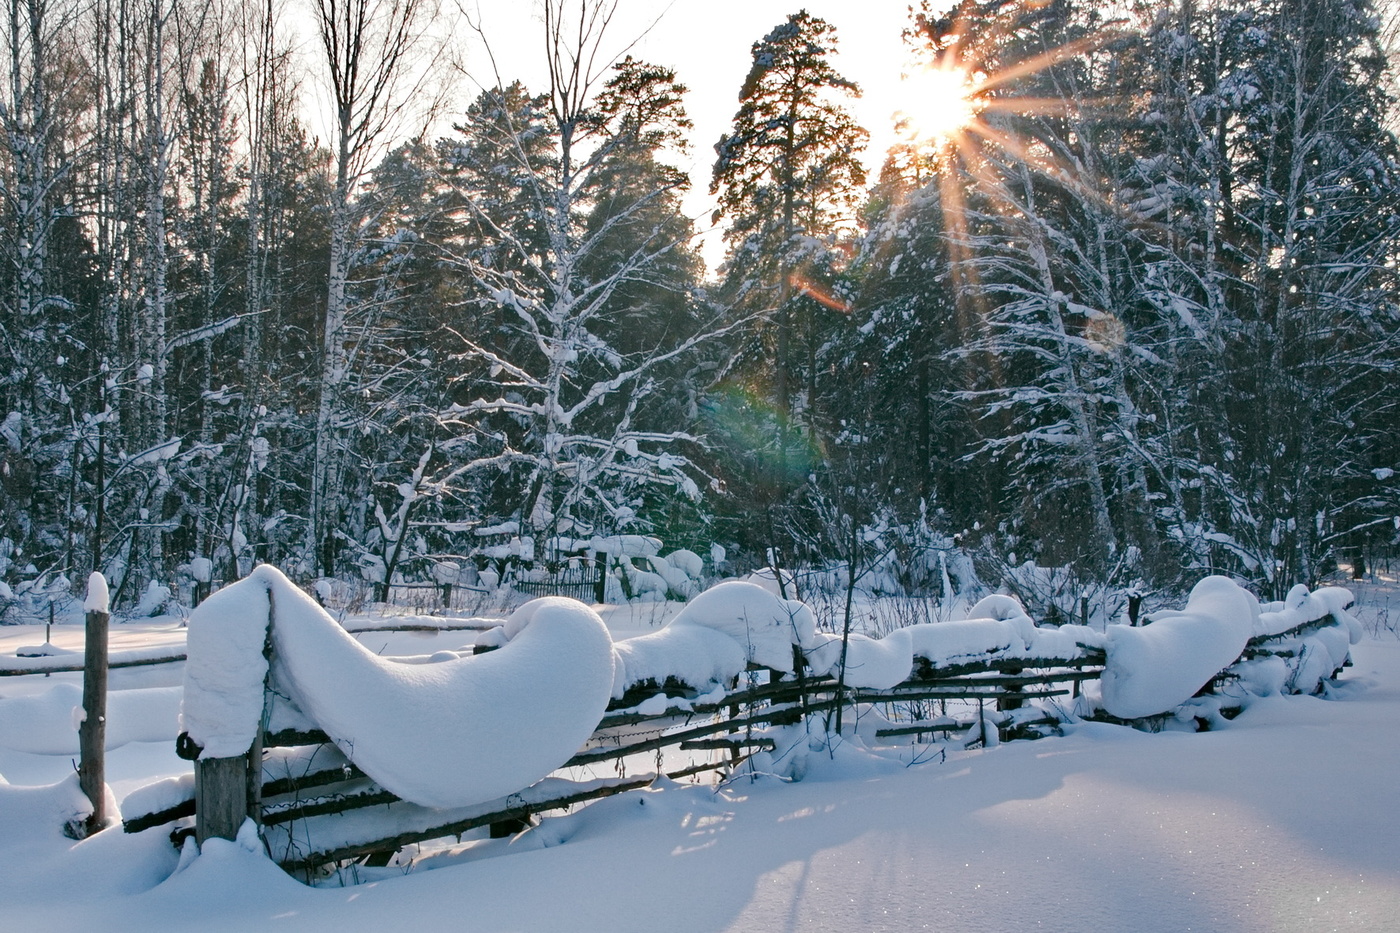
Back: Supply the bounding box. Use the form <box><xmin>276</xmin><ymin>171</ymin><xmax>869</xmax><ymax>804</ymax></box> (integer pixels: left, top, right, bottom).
<box><xmin>75</xmin><ymin>609</ymin><xmax>110</xmax><ymax>836</ymax></box>
<box><xmin>274</xmin><ymin>775</ymin><xmax>655</xmax><ymax>874</ymax></box>
<box><xmin>2</xmin><ymin>649</ymin><xmax>185</xmax><ymax>677</ymax></box>
<box><xmin>679</xmin><ymin>736</ymin><xmax>775</xmax><ymax>752</ymax></box>
<box><xmin>195</xmin><ymin>755</ymin><xmax>255</xmax><ymax>845</ymax></box>
<box><xmin>264</xmin><ymin>727</ymin><xmax>332</xmax><ymax>748</ymax></box>
<box><xmin>567</xmin><ymin>698</ymin><xmax>844</xmax><ymax>768</ymax></box>
<box><xmin>123</xmin><ymin>798</ymin><xmax>197</xmax><ymax>834</ymax></box>
<box><xmin>263</xmin><ymin>786</ymin><xmax>399</xmax><ymax>826</ymax></box>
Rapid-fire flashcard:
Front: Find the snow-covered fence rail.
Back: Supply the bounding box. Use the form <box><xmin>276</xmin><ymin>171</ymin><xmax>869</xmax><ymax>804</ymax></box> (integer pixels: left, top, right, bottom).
<box><xmin>0</xmin><ymin>645</ymin><xmax>187</xmax><ymax>677</ymax></box>
<box><xmin>120</xmin><ymin>568</ymin><xmax>1360</xmax><ymax>881</ymax></box>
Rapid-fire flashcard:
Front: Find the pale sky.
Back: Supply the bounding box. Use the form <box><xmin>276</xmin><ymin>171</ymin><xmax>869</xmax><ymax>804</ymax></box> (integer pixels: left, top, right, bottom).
<box><xmin>448</xmin><ymin>1</ymin><xmax>925</xmax><ymax>271</ymax></box>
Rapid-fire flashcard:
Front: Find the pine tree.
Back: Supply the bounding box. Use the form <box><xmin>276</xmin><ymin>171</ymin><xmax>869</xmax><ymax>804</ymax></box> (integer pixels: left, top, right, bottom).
<box><xmin>710</xmin><ymin>10</ymin><xmax>868</xmax><ymax>446</ymax></box>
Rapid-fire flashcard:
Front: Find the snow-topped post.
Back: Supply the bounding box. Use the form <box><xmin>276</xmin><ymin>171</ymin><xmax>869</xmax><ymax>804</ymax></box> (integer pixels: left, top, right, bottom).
<box><xmin>76</xmin><ymin>572</ymin><xmax>111</xmax><ymax>836</ymax></box>
<box><xmin>180</xmin><ymin>566</ymin><xmax>276</xmax><ymax>846</ymax></box>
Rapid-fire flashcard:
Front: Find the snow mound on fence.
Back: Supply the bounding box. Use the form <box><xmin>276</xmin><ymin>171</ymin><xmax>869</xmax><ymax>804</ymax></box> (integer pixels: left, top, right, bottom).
<box><xmin>272</xmin><ymin>586</ymin><xmax>615</xmax><ymax>810</ymax></box>
<box><xmin>182</xmin><ymin>567</ymin><xmax>616</xmax><ymax>810</ymax></box>
<box><xmin>670</xmin><ymin>581</ymin><xmax>817</xmax><ymax>672</ymax></box>
<box><xmin>802</xmin><ymin>595</ymin><xmax>1101</xmax><ymax>690</ymax></box>
<box><xmin>612</xmin><ymin>623</ymin><xmax>746</xmax><ymax>698</ymax></box>
<box><xmin>609</xmin><ymin>581</ymin><xmax>817</xmax><ymax>696</ymax></box>
<box><xmin>1257</xmin><ymin>584</ymin><xmax>1361</xmax><ymax>642</ymax></box>
<box><xmin>179</xmin><ymin>576</ymin><xmax>272</xmax><ymax>759</ymax></box>
<box><xmin>1100</xmin><ymin>576</ymin><xmax>1255</xmax><ymax>719</ymax></box>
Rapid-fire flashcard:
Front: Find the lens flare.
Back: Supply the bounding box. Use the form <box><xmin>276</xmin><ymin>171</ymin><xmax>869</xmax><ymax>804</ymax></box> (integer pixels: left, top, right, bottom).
<box><xmin>896</xmin><ymin>64</ymin><xmax>983</xmax><ymax>147</ymax></box>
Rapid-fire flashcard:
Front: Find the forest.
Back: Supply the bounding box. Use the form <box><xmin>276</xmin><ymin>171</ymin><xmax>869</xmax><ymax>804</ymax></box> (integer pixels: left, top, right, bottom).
<box><xmin>1</xmin><ymin>0</ymin><xmax>1397</xmax><ymax>611</ymax></box>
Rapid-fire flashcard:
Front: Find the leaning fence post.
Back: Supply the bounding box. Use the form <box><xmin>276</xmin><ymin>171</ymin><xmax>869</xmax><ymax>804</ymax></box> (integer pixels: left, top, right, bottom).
<box><xmin>75</xmin><ymin>572</ymin><xmax>111</xmax><ymax>837</ymax></box>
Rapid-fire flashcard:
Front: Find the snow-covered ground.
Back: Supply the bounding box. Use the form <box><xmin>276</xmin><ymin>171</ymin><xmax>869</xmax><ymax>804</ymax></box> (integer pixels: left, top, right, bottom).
<box><xmin>1</xmin><ymin>576</ymin><xmax>1398</xmax><ymax>932</ymax></box>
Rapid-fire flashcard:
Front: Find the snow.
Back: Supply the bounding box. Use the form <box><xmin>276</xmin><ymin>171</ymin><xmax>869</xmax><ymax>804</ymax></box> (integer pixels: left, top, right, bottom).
<box><xmin>178</xmin><ymin>574</ymin><xmax>271</xmax><ymax>759</ymax></box>
<box><xmin>802</xmin><ymin>593</ymin><xmax>1099</xmax><ymax>690</ymax></box>
<box><xmin>2</xmin><ymin>573</ymin><xmax>1399</xmax><ymax>931</ymax></box>
<box><xmin>0</xmin><ymin>684</ymin><xmax>180</xmax><ymax>755</ymax></box>
<box><xmin>668</xmin><ymin>580</ymin><xmax>817</xmax><ymax>673</ymax></box>
<box><xmin>611</xmin><ymin>619</ymin><xmax>747</xmax><ymax>698</ymax></box>
<box><xmin>1101</xmin><ymin>576</ymin><xmax>1257</xmax><ymax>719</ymax></box>
<box><xmin>266</xmin><ymin>577</ymin><xmax>616</xmax><ymax>810</ymax></box>
<box><xmin>177</xmin><ymin>568</ymin><xmax>616</xmax><ymax>807</ymax></box>
<box><xmin>131</xmin><ymin>580</ymin><xmax>174</xmax><ymax>618</ymax></box>
<box><xmin>187</xmin><ymin>558</ymin><xmax>213</xmax><ymax>585</ymax></box>
<box><xmin>3</xmin><ymin>637</ymin><xmax>1399</xmax><ymax>930</ymax></box>
<box><xmin>85</xmin><ymin>572</ymin><xmax>110</xmax><ymax>614</ymax></box>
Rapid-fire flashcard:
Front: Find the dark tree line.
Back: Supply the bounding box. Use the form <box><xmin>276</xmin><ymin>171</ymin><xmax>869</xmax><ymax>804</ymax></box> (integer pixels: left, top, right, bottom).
<box><xmin>1</xmin><ymin>0</ymin><xmax>1397</xmax><ymax>609</ymax></box>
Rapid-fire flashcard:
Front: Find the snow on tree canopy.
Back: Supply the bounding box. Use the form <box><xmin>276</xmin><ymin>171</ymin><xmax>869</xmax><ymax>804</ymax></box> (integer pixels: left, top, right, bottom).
<box><xmin>1100</xmin><ymin>576</ymin><xmax>1255</xmax><ymax>719</ymax></box>
<box><xmin>267</xmin><ymin>584</ymin><xmax>615</xmax><ymax>810</ymax></box>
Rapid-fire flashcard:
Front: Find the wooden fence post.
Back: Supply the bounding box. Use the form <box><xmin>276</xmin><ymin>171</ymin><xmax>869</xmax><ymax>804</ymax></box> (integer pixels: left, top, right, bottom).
<box><xmin>192</xmin><ymin>576</ymin><xmax>272</xmax><ymax>846</ymax></box>
<box><xmin>593</xmin><ymin>552</ymin><xmax>608</xmax><ymax>604</ymax></box>
<box><xmin>76</xmin><ymin>585</ymin><xmax>111</xmax><ymax>836</ymax></box>
<box><xmin>195</xmin><ymin>755</ymin><xmax>258</xmax><ymax>845</ymax></box>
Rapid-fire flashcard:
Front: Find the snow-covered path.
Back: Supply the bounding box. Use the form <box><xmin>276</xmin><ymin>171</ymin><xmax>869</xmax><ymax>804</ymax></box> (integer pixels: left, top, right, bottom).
<box><xmin>3</xmin><ymin>641</ymin><xmax>1396</xmax><ymax>932</ymax></box>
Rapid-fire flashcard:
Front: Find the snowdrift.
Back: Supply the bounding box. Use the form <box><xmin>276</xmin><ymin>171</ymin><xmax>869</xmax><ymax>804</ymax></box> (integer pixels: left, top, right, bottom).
<box><xmin>175</xmin><ymin>565</ymin><xmax>1360</xmax><ymax>827</ymax></box>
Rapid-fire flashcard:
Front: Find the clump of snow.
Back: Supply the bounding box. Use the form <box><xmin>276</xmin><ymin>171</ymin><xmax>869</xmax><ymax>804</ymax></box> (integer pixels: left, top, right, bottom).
<box><xmin>121</xmin><ymin>773</ymin><xmax>195</xmax><ymax>824</ymax></box>
<box><xmin>741</xmin><ymin>567</ymin><xmax>796</xmax><ymax>598</ymax></box>
<box><xmin>187</xmin><ymin>558</ymin><xmax>213</xmax><ymax>585</ymax></box>
<box><xmin>670</xmin><ymin>580</ymin><xmax>816</xmax><ymax>672</ymax></box>
<box><xmin>179</xmin><ymin>571</ymin><xmax>272</xmax><ymax>759</ymax></box>
<box><xmin>643</xmin><ymin>554</ymin><xmax>699</xmax><ymax>600</ymax></box>
<box><xmin>1232</xmin><ymin>656</ymin><xmax>1290</xmax><ymax>697</ymax></box>
<box><xmin>83</xmin><ymin>572</ymin><xmax>109</xmax><ymax>614</ymax></box>
<box><xmin>611</xmin><ymin>620</ymin><xmax>747</xmax><ymax>698</ymax></box>
<box><xmin>805</xmin><ymin>629</ymin><xmax>921</xmax><ymax>689</ymax></box>
<box><xmin>588</xmin><ymin>535</ymin><xmax>661</xmax><ymax>559</ymax></box>
<box><xmin>473</xmin><ymin>626</ymin><xmax>509</xmax><ymax>651</ymax></box>
<box><xmin>1255</xmin><ymin>584</ymin><xmax>1354</xmax><ymax>638</ymax></box>
<box><xmin>802</xmin><ymin>593</ymin><xmax>1100</xmax><ymax>690</ymax></box>
<box><xmin>1101</xmin><ymin>575</ymin><xmax>1255</xmax><ymax>719</ymax></box>
<box><xmin>665</xmin><ymin>549</ymin><xmax>704</xmax><ymax>579</ymax></box>
<box><xmin>266</xmin><ymin>580</ymin><xmax>616</xmax><ymax>810</ymax></box>
<box><xmin>617</xmin><ymin>557</ymin><xmax>669</xmax><ymax>602</ymax></box>
<box><xmin>130</xmin><ymin>580</ymin><xmax>174</xmax><ymax>618</ymax></box>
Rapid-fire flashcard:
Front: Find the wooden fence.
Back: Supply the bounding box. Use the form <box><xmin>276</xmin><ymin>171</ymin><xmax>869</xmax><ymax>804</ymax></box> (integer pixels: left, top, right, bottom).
<box><xmin>122</xmin><ymin>644</ymin><xmax>1104</xmax><ymax>879</ymax></box>
<box><xmin>112</xmin><ymin>591</ymin><xmax>1354</xmax><ymax>881</ymax></box>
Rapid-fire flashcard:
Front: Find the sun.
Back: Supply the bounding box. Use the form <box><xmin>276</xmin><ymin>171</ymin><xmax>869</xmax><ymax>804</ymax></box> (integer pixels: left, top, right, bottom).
<box><xmin>895</xmin><ymin>64</ymin><xmax>982</xmax><ymax>147</ymax></box>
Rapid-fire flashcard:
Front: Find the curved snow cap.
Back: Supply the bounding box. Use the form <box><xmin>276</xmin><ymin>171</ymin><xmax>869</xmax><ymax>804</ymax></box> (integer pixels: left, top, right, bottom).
<box><xmin>179</xmin><ymin>569</ymin><xmax>273</xmax><ymax>759</ymax></box>
<box><xmin>181</xmin><ymin>567</ymin><xmax>616</xmax><ymax>809</ymax></box>
<box><xmin>270</xmin><ymin>589</ymin><xmax>616</xmax><ymax>810</ymax></box>
<box><xmin>1257</xmin><ymin>584</ymin><xmax>1358</xmax><ymax>642</ymax></box>
<box><xmin>1100</xmin><ymin>575</ymin><xmax>1254</xmax><ymax>720</ymax></box>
